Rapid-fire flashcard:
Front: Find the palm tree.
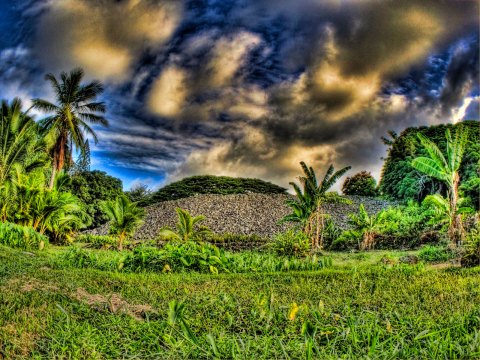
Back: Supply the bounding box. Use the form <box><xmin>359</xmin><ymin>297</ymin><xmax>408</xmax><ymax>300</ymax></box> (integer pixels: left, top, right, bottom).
<box><xmin>32</xmin><ymin>68</ymin><xmax>108</xmax><ymax>188</ymax></box>
<box><xmin>102</xmin><ymin>195</ymin><xmax>145</xmax><ymax>250</ymax></box>
<box><xmin>412</xmin><ymin>128</ymin><xmax>468</xmax><ymax>244</ymax></box>
<box><xmin>283</xmin><ymin>162</ymin><xmax>351</xmax><ymax>248</ymax></box>
<box><xmin>158</xmin><ymin>208</ymin><xmax>212</xmax><ymax>242</ymax></box>
<box><xmin>0</xmin><ymin>98</ymin><xmax>46</xmax><ymax>183</ymax></box>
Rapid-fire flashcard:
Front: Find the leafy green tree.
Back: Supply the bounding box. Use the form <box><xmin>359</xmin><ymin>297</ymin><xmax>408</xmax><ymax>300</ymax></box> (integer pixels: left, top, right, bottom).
<box><xmin>158</xmin><ymin>208</ymin><xmax>212</xmax><ymax>242</ymax></box>
<box><xmin>342</xmin><ymin>171</ymin><xmax>378</xmax><ymax>196</ymax></box>
<box><xmin>283</xmin><ymin>162</ymin><xmax>351</xmax><ymax>248</ymax></box>
<box><xmin>412</xmin><ymin>128</ymin><xmax>469</xmax><ymax>244</ymax></box>
<box><xmin>102</xmin><ymin>195</ymin><xmax>145</xmax><ymax>250</ymax></box>
<box><xmin>379</xmin><ymin>121</ymin><xmax>479</xmax><ymax>204</ymax></box>
<box><xmin>126</xmin><ymin>183</ymin><xmax>152</xmax><ymax>206</ymax></box>
<box><xmin>32</xmin><ymin>68</ymin><xmax>108</xmax><ymax>188</ymax></box>
<box><xmin>0</xmin><ymin>98</ymin><xmax>46</xmax><ymax>183</ymax></box>
<box><xmin>64</xmin><ymin>170</ymin><xmax>123</xmax><ymax>228</ymax></box>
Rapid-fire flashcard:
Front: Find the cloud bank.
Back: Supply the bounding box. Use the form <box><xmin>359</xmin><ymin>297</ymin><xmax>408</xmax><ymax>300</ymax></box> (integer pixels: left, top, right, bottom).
<box><xmin>0</xmin><ymin>0</ymin><xmax>478</xmax><ymax>188</ymax></box>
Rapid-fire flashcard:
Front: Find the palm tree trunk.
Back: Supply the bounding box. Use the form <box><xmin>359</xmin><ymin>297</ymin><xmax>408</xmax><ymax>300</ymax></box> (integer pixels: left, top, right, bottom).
<box><xmin>49</xmin><ymin>154</ymin><xmax>57</xmax><ymax>189</ymax></box>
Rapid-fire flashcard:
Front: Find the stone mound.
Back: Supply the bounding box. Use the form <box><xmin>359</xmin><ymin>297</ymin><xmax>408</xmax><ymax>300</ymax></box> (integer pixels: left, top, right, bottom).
<box><xmin>87</xmin><ymin>193</ymin><xmax>392</xmax><ymax>240</ymax></box>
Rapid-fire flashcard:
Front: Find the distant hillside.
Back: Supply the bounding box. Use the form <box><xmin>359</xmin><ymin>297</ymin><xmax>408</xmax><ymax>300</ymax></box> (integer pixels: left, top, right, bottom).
<box><xmin>145</xmin><ymin>175</ymin><xmax>287</xmax><ymax>204</ymax></box>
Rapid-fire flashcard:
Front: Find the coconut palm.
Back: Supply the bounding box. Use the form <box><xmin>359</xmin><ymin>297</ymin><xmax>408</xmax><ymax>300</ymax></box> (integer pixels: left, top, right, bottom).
<box><xmin>283</xmin><ymin>161</ymin><xmax>351</xmax><ymax>248</ymax></box>
<box><xmin>0</xmin><ymin>98</ymin><xmax>45</xmax><ymax>183</ymax></box>
<box><xmin>102</xmin><ymin>195</ymin><xmax>145</xmax><ymax>250</ymax></box>
<box><xmin>412</xmin><ymin>128</ymin><xmax>469</xmax><ymax>243</ymax></box>
<box><xmin>158</xmin><ymin>208</ymin><xmax>212</xmax><ymax>242</ymax></box>
<box><xmin>32</xmin><ymin>68</ymin><xmax>108</xmax><ymax>188</ymax></box>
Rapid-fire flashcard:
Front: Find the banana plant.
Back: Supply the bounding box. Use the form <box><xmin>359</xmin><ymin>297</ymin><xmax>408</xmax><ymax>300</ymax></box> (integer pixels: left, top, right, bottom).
<box><xmin>282</xmin><ymin>161</ymin><xmax>351</xmax><ymax>248</ymax></box>
<box><xmin>412</xmin><ymin>127</ymin><xmax>469</xmax><ymax>243</ymax></box>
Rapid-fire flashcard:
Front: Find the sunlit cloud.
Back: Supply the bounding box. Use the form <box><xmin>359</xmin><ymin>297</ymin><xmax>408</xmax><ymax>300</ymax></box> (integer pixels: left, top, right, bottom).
<box><xmin>148</xmin><ymin>65</ymin><xmax>189</xmax><ymax>117</ymax></box>
<box><xmin>35</xmin><ymin>0</ymin><xmax>183</xmax><ymax>82</ymax></box>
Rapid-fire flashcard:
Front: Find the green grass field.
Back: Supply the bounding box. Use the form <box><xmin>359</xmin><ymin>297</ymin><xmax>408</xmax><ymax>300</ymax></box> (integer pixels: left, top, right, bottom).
<box><xmin>1</xmin><ymin>245</ymin><xmax>479</xmax><ymax>359</ymax></box>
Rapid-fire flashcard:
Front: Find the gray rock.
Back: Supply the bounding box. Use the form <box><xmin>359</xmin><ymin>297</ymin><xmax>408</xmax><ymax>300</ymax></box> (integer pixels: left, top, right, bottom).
<box><xmin>86</xmin><ymin>194</ymin><xmax>393</xmax><ymax>240</ymax></box>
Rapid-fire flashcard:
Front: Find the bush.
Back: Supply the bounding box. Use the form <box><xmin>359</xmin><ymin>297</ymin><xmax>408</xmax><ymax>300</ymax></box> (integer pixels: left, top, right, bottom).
<box><xmin>59</xmin><ymin>241</ymin><xmax>332</xmax><ymax>274</ymax></box>
<box><xmin>331</xmin><ymin>230</ymin><xmax>362</xmax><ymax>250</ymax></box>
<box><xmin>375</xmin><ymin>202</ymin><xmax>433</xmax><ymax>248</ymax></box>
<box><xmin>61</xmin><ymin>246</ymin><xmax>99</xmax><ymax>268</ymax></box>
<box><xmin>270</xmin><ymin>229</ymin><xmax>310</xmax><ymax>257</ymax></box>
<box><xmin>75</xmin><ymin>234</ymin><xmax>118</xmax><ymax>249</ymax></box>
<box><xmin>204</xmin><ymin>233</ymin><xmax>269</xmax><ymax>244</ymax></box>
<box><xmin>418</xmin><ymin>245</ymin><xmax>456</xmax><ymax>263</ymax></box>
<box><xmin>123</xmin><ymin>242</ymin><xmax>230</xmax><ymax>274</ymax></box>
<box><xmin>342</xmin><ymin>171</ymin><xmax>377</xmax><ymax>196</ymax></box>
<box><xmin>0</xmin><ymin>222</ymin><xmax>48</xmax><ymax>250</ymax></box>
<box><xmin>147</xmin><ymin>175</ymin><xmax>287</xmax><ymax>204</ymax></box>
<box><xmin>461</xmin><ymin>228</ymin><xmax>480</xmax><ymax>268</ymax></box>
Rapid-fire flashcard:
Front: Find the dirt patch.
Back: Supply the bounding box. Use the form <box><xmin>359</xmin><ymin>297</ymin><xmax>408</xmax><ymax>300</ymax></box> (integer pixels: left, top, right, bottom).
<box><xmin>430</xmin><ymin>262</ymin><xmax>461</xmax><ymax>270</ymax></box>
<box><xmin>73</xmin><ymin>288</ymin><xmax>155</xmax><ymax>321</ymax></box>
<box><xmin>1</xmin><ymin>277</ymin><xmax>59</xmax><ymax>293</ymax></box>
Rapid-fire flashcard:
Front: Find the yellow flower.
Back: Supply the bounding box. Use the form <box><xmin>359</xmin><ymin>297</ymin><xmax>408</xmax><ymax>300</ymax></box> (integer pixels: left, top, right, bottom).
<box><xmin>288</xmin><ymin>302</ymin><xmax>300</xmax><ymax>321</ymax></box>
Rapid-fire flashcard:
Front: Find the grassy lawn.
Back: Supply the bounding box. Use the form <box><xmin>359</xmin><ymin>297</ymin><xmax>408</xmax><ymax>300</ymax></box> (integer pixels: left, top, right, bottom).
<box><xmin>0</xmin><ymin>245</ymin><xmax>479</xmax><ymax>359</ymax></box>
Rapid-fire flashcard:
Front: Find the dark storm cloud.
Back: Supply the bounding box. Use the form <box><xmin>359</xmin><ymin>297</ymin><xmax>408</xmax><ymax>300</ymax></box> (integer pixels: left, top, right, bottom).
<box><xmin>0</xmin><ymin>0</ymin><xmax>478</xmax><ymax>187</ymax></box>
<box><xmin>440</xmin><ymin>37</ymin><xmax>479</xmax><ymax>115</ymax></box>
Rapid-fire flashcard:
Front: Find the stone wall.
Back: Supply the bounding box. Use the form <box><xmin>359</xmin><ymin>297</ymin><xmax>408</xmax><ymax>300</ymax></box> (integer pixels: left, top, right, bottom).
<box><xmin>87</xmin><ymin>193</ymin><xmax>393</xmax><ymax>240</ymax></box>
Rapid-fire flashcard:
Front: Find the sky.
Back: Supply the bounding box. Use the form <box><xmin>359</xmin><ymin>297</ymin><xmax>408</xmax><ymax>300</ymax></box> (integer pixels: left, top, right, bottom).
<box><xmin>0</xmin><ymin>0</ymin><xmax>478</xmax><ymax>190</ymax></box>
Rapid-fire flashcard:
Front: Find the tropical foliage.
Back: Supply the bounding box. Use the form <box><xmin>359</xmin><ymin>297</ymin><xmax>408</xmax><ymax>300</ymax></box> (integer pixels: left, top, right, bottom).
<box><xmin>0</xmin><ymin>98</ymin><xmax>46</xmax><ymax>183</ymax></box>
<box><xmin>412</xmin><ymin>127</ymin><xmax>470</xmax><ymax>243</ymax></box>
<box><xmin>0</xmin><ymin>169</ymin><xmax>89</xmax><ymax>243</ymax></box>
<box><xmin>282</xmin><ymin>161</ymin><xmax>351</xmax><ymax>248</ymax></box>
<box><xmin>379</xmin><ymin>121</ymin><xmax>479</xmax><ymax>206</ymax></box>
<box><xmin>158</xmin><ymin>208</ymin><xmax>212</xmax><ymax>242</ymax></box>
<box><xmin>270</xmin><ymin>229</ymin><xmax>311</xmax><ymax>257</ymax></box>
<box><xmin>102</xmin><ymin>195</ymin><xmax>145</xmax><ymax>250</ymax></box>
<box><xmin>0</xmin><ymin>221</ymin><xmax>48</xmax><ymax>250</ymax></box>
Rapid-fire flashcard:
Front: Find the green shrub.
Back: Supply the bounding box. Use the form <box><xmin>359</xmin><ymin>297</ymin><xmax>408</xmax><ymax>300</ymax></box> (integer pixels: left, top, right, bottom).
<box><xmin>376</xmin><ymin>202</ymin><xmax>433</xmax><ymax>247</ymax></box>
<box><xmin>75</xmin><ymin>234</ymin><xmax>118</xmax><ymax>249</ymax></box>
<box><xmin>0</xmin><ymin>222</ymin><xmax>48</xmax><ymax>250</ymax></box>
<box><xmin>270</xmin><ymin>229</ymin><xmax>310</xmax><ymax>257</ymax></box>
<box><xmin>205</xmin><ymin>233</ymin><xmax>269</xmax><ymax>244</ymax></box>
<box><xmin>342</xmin><ymin>171</ymin><xmax>377</xmax><ymax>196</ymax></box>
<box><xmin>418</xmin><ymin>245</ymin><xmax>456</xmax><ymax>263</ymax></box>
<box><xmin>461</xmin><ymin>228</ymin><xmax>480</xmax><ymax>268</ymax></box>
<box><xmin>61</xmin><ymin>246</ymin><xmax>99</xmax><ymax>268</ymax></box>
<box><xmin>123</xmin><ymin>242</ymin><xmax>230</xmax><ymax>274</ymax></box>
<box><xmin>331</xmin><ymin>230</ymin><xmax>362</xmax><ymax>250</ymax></box>
<box><xmin>60</xmin><ymin>241</ymin><xmax>332</xmax><ymax>274</ymax></box>
<box><xmin>321</xmin><ymin>218</ymin><xmax>342</xmax><ymax>249</ymax></box>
